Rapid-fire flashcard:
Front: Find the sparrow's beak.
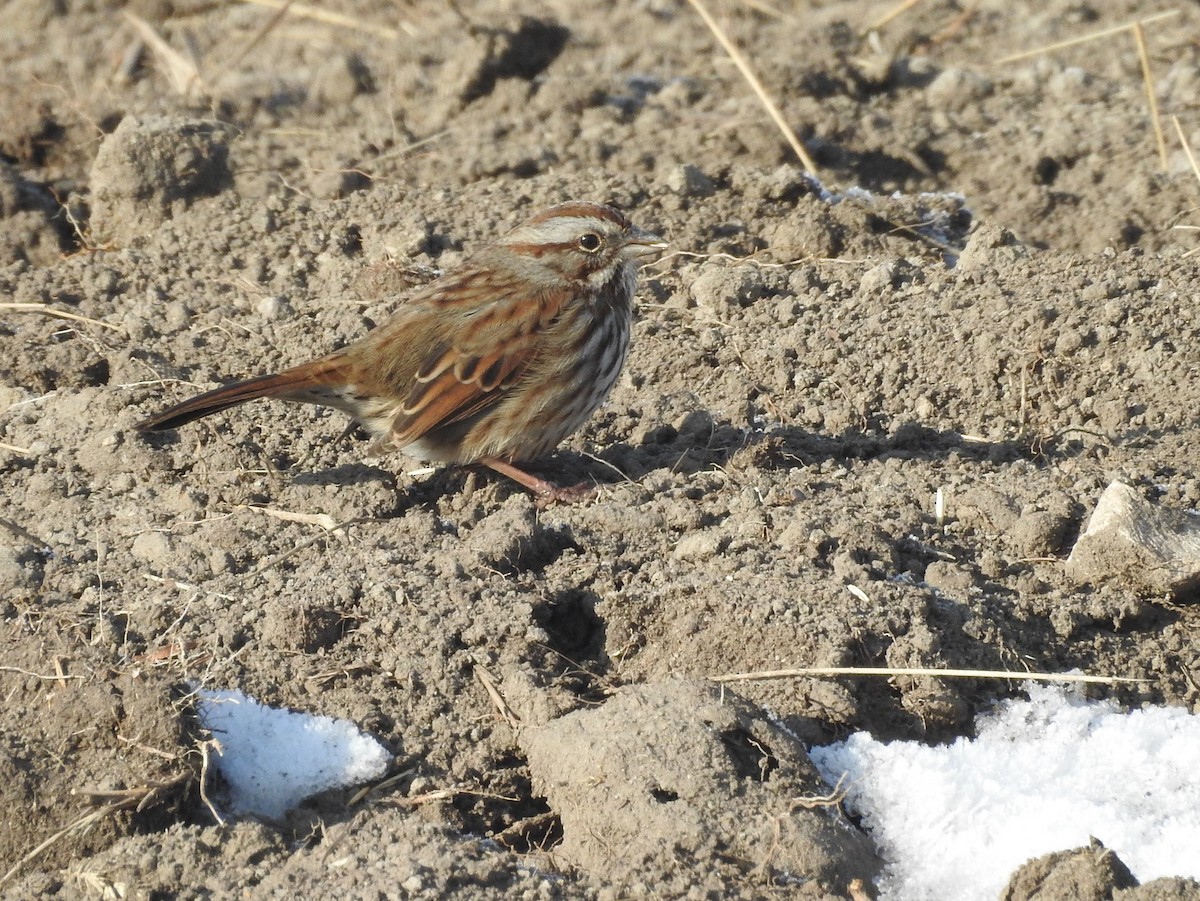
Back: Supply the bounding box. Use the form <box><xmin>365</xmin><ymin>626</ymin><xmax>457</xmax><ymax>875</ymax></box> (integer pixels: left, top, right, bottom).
<box><xmin>622</xmin><ymin>226</ymin><xmax>668</xmax><ymax>258</ymax></box>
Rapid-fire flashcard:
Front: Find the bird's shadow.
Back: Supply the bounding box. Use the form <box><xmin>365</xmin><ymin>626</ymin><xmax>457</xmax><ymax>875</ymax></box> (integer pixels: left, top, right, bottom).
<box><xmin>260</xmin><ymin>410</ymin><xmax>1096</xmax><ymax>510</ymax></box>
<box><xmin>566</xmin><ymin>411</ymin><xmax>1052</xmax><ymax>489</ymax></box>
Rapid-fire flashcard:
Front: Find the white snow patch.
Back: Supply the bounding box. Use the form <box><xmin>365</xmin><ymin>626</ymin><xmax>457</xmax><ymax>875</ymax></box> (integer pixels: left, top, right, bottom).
<box><xmin>197</xmin><ymin>688</ymin><xmax>391</xmax><ymax>819</ymax></box>
<box><xmin>810</xmin><ymin>685</ymin><xmax>1200</xmax><ymax>901</ymax></box>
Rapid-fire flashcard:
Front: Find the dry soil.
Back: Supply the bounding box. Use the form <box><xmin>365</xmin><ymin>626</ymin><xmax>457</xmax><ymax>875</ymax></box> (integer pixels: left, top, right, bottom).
<box><xmin>2</xmin><ymin>1</ymin><xmax>1200</xmax><ymax>898</ymax></box>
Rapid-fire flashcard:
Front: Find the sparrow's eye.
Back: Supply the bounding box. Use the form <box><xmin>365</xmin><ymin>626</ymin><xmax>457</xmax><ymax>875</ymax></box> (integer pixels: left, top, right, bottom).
<box><xmin>578</xmin><ymin>233</ymin><xmax>602</xmax><ymax>253</ymax></box>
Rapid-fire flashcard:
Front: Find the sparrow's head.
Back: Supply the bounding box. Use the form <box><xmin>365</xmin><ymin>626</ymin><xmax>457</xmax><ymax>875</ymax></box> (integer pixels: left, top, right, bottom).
<box><xmin>500</xmin><ymin>202</ymin><xmax>666</xmax><ymax>289</ymax></box>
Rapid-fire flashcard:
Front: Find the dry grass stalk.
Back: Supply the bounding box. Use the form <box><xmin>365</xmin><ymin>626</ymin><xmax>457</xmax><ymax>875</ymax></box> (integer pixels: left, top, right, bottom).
<box><xmin>791</xmin><ymin>773</ymin><xmax>848</xmax><ymax>810</ymax></box>
<box><xmin>994</xmin><ymin>10</ymin><xmax>1177</xmax><ymax>176</ymax></box>
<box><xmin>738</xmin><ymin>0</ymin><xmax>793</xmax><ymax>19</ymax></box>
<box><xmin>0</xmin><ymin>665</ymin><xmax>80</xmax><ymax>681</ymax></box>
<box><xmin>399</xmin><ymin>788</ymin><xmax>457</xmax><ymax>806</ymax></box>
<box><xmin>123</xmin><ymin>11</ymin><xmax>204</xmax><ymax>97</ymax></box>
<box><xmin>490</xmin><ymin>810</ymin><xmax>560</xmax><ymax>852</ymax></box>
<box><xmin>710</xmin><ymin>665</ymin><xmax>1147</xmax><ymax>685</ymax></box>
<box><xmin>239</xmin><ymin>504</ymin><xmax>341</xmax><ymax>531</ymax></box>
<box><xmin>348</xmin><ymin>769</ymin><xmax>415</xmax><ymax>807</ymax></box>
<box><xmin>368</xmin><ymin>785</ymin><xmax>519</xmax><ymax>810</ymax></box>
<box><xmin>198</xmin><ymin>739</ymin><xmax>226</xmax><ymax>825</ymax></box>
<box><xmin>0</xmin><ymin>776</ymin><xmax>188</xmax><ymax>888</ymax></box>
<box><xmin>1170</xmin><ymin>117</ymin><xmax>1200</xmax><ymax>256</ymax></box>
<box><xmin>0</xmin><ymin>302</ymin><xmax>120</xmax><ymax>331</ymax></box>
<box><xmin>0</xmin><ymin>517</ymin><xmax>49</xmax><ymax>547</ymax></box>
<box><xmin>996</xmin><ymin>8</ymin><xmax>1180</xmax><ymax>64</ymax></box>
<box><xmin>684</xmin><ymin>0</ymin><xmax>819</xmax><ymax>173</ymax></box>
<box><xmin>1174</xmin><ymin>116</ymin><xmax>1200</xmax><ymax>182</ymax></box>
<box><xmin>144</xmin><ymin>572</ymin><xmax>235</xmax><ymax>602</ymax></box>
<box><xmin>127</xmin><ymin>1</ymin><xmax>407</xmax><ymax>102</ymax></box>
<box><xmin>237</xmin><ymin>0</ymin><xmax>414</xmax><ymax>39</ymax></box>
<box><xmin>216</xmin><ymin>0</ymin><xmax>296</xmax><ymax>80</ymax></box>
<box><xmin>63</xmin><ymin>869</ymin><xmax>127</xmax><ymax>900</ymax></box>
<box><xmin>866</xmin><ymin>0</ymin><xmax>923</xmax><ymax>32</ymax></box>
<box><xmin>244</xmin><ymin>516</ymin><xmax>370</xmax><ymax>578</ymax></box>
<box><xmin>928</xmin><ymin>0</ymin><xmax>979</xmax><ymax>46</ymax></box>
<box><xmin>473</xmin><ymin>659</ymin><xmax>521</xmax><ymax>730</ymax></box>
<box><xmin>1132</xmin><ymin>22</ymin><xmax>1168</xmax><ymax>171</ymax></box>
<box><xmin>131</xmin><ymin>639</ymin><xmax>209</xmax><ymax>667</ymax></box>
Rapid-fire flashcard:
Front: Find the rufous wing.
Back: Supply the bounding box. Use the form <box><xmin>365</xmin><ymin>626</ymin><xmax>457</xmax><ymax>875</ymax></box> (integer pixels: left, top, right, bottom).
<box><xmin>384</xmin><ymin>282</ymin><xmax>572</xmax><ymax>449</ymax></box>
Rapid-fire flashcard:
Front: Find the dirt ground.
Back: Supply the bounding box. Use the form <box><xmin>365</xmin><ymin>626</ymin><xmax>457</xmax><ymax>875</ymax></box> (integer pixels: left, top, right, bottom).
<box><xmin>3</xmin><ymin>0</ymin><xmax>1200</xmax><ymax>898</ymax></box>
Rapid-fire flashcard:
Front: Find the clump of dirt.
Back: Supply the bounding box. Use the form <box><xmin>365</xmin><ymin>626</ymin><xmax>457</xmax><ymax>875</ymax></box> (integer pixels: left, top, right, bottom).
<box><xmin>3</xmin><ymin>0</ymin><xmax>1200</xmax><ymax>898</ymax></box>
<box><xmin>522</xmin><ymin>678</ymin><xmax>881</xmax><ymax>895</ymax></box>
<box><xmin>89</xmin><ymin>115</ymin><xmax>234</xmax><ymax>247</ymax></box>
<box><xmin>1002</xmin><ymin>839</ymin><xmax>1200</xmax><ymax>901</ymax></box>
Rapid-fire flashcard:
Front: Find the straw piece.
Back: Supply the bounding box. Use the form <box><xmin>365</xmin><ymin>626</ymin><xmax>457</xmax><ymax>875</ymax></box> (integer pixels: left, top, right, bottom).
<box><xmin>0</xmin><ymin>302</ymin><xmax>120</xmax><ymax>331</ymax></box>
<box><xmin>1173</xmin><ymin>116</ymin><xmax>1200</xmax><ymax>183</ymax></box>
<box><xmin>866</xmin><ymin>0</ymin><xmax>923</xmax><ymax>33</ymax></box>
<box><xmin>684</xmin><ymin>0</ymin><xmax>819</xmax><ymax>173</ymax></box>
<box><xmin>710</xmin><ymin>666</ymin><xmax>1146</xmax><ymax>685</ymax></box>
<box><xmin>123</xmin><ymin>11</ymin><xmax>204</xmax><ymax>97</ymax></box>
<box><xmin>1133</xmin><ymin>22</ymin><xmax>1168</xmax><ymax>171</ymax></box>
<box><xmin>237</xmin><ymin>0</ymin><xmax>412</xmax><ymax>39</ymax></box>
<box><xmin>996</xmin><ymin>9</ymin><xmax>1180</xmax><ymax>64</ymax></box>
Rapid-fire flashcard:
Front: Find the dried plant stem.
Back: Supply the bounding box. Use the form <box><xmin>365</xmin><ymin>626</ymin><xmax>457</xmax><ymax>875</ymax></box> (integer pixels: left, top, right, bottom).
<box><xmin>472</xmin><ymin>659</ymin><xmax>520</xmax><ymax>730</ymax></box>
<box><xmin>0</xmin><ymin>665</ymin><xmax>79</xmax><ymax>681</ymax></box>
<box><xmin>0</xmin><ymin>302</ymin><xmax>120</xmax><ymax>331</ymax></box>
<box><xmin>245</xmin><ymin>517</ymin><xmax>369</xmax><ymax>578</ymax></box>
<box><xmin>1132</xmin><ymin>22</ymin><xmax>1168</xmax><ymax>171</ymax></box>
<box><xmin>237</xmin><ymin>0</ymin><xmax>413</xmax><ymax>39</ymax></box>
<box><xmin>123</xmin><ymin>11</ymin><xmax>203</xmax><ymax>97</ymax></box>
<box><xmin>684</xmin><ymin>0</ymin><xmax>818</xmax><ymax>173</ymax></box>
<box><xmin>1172</xmin><ymin>116</ymin><xmax>1200</xmax><ymax>257</ymax></box>
<box><xmin>198</xmin><ymin>740</ymin><xmax>226</xmax><ymax>825</ymax></box>
<box><xmin>0</xmin><ymin>517</ymin><xmax>48</xmax><ymax>547</ymax></box>
<box><xmin>929</xmin><ymin>0</ymin><xmax>979</xmax><ymax>46</ymax></box>
<box><xmin>996</xmin><ymin>8</ymin><xmax>1180</xmax><ymax>64</ymax></box>
<box><xmin>738</xmin><ymin>0</ymin><xmax>792</xmax><ymax>20</ymax></box>
<box><xmin>867</xmin><ymin>0</ymin><xmax>923</xmax><ymax>32</ymax></box>
<box><xmin>995</xmin><ymin>10</ymin><xmax>1175</xmax><ymax>174</ymax></box>
<box><xmin>215</xmin><ymin>0</ymin><xmax>295</xmax><ymax>84</ymax></box>
<box><xmin>1173</xmin><ymin>116</ymin><xmax>1200</xmax><ymax>183</ymax></box>
<box><xmin>710</xmin><ymin>666</ymin><xmax>1146</xmax><ymax>685</ymax></box>
<box><xmin>0</xmin><ymin>778</ymin><xmax>187</xmax><ymax>888</ymax></box>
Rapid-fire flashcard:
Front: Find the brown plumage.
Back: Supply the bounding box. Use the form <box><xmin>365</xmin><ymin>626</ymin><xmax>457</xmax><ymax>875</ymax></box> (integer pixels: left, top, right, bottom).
<box><xmin>137</xmin><ymin>202</ymin><xmax>666</xmax><ymax>501</ymax></box>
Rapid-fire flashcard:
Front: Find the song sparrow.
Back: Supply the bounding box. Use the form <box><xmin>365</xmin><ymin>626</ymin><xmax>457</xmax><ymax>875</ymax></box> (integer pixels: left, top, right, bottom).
<box><xmin>137</xmin><ymin>201</ymin><xmax>666</xmax><ymax>502</ymax></box>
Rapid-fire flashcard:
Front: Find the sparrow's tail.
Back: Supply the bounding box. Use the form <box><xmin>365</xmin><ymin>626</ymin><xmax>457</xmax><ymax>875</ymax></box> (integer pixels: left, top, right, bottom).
<box><xmin>136</xmin><ymin>358</ymin><xmax>349</xmax><ymax>433</ymax></box>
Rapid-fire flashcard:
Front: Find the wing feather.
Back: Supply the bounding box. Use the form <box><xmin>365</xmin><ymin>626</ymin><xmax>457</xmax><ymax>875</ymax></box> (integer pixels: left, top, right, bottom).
<box><xmin>385</xmin><ymin>276</ymin><xmax>571</xmax><ymax>448</ymax></box>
